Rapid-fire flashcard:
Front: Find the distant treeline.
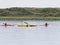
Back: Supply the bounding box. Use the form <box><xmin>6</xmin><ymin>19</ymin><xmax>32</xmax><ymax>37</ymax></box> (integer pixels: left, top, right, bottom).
<box><xmin>0</xmin><ymin>7</ymin><xmax>60</xmax><ymax>17</ymax></box>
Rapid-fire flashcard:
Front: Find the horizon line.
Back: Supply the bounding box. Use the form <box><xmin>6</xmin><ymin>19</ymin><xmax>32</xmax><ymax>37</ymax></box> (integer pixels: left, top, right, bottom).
<box><xmin>0</xmin><ymin>7</ymin><xmax>60</xmax><ymax>9</ymax></box>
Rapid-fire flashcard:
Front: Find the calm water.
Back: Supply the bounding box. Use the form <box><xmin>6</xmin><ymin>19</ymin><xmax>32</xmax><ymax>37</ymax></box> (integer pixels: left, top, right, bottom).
<box><xmin>0</xmin><ymin>20</ymin><xmax>60</xmax><ymax>45</ymax></box>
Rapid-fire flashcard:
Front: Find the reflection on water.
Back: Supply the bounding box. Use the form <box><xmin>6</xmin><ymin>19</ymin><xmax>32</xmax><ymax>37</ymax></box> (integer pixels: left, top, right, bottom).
<box><xmin>0</xmin><ymin>20</ymin><xmax>60</xmax><ymax>45</ymax></box>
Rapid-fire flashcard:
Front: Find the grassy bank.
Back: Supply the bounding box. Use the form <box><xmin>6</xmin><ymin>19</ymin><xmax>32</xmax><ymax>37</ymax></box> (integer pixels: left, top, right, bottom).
<box><xmin>0</xmin><ymin>16</ymin><xmax>60</xmax><ymax>20</ymax></box>
<box><xmin>0</xmin><ymin>7</ymin><xmax>60</xmax><ymax>20</ymax></box>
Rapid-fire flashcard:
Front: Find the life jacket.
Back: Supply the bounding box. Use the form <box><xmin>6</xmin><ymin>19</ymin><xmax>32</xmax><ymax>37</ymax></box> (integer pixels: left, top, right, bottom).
<box><xmin>26</xmin><ymin>24</ymin><xmax>29</xmax><ymax>27</ymax></box>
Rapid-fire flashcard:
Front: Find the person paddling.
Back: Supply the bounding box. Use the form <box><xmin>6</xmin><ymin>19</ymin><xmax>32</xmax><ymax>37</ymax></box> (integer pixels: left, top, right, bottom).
<box><xmin>45</xmin><ymin>23</ymin><xmax>48</xmax><ymax>27</ymax></box>
<box><xmin>24</xmin><ymin>22</ymin><xmax>29</xmax><ymax>27</ymax></box>
<box><xmin>3</xmin><ymin>23</ymin><xmax>7</xmax><ymax>27</ymax></box>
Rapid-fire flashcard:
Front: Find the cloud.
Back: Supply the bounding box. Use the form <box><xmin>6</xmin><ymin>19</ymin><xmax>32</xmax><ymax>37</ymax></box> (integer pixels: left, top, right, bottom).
<box><xmin>0</xmin><ymin>0</ymin><xmax>60</xmax><ymax>8</ymax></box>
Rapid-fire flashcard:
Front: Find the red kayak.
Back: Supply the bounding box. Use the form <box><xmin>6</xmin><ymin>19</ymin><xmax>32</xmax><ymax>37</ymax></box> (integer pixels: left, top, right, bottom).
<box><xmin>0</xmin><ymin>23</ymin><xmax>15</xmax><ymax>27</ymax></box>
<box><xmin>39</xmin><ymin>23</ymin><xmax>48</xmax><ymax>27</ymax></box>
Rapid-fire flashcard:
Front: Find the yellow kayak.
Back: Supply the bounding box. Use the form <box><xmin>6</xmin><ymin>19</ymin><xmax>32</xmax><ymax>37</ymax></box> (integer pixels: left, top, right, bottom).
<box><xmin>18</xmin><ymin>25</ymin><xmax>37</xmax><ymax>27</ymax></box>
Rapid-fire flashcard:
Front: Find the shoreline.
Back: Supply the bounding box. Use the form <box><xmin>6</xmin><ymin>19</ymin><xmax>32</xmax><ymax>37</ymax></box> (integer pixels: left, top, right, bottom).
<box><xmin>0</xmin><ymin>16</ymin><xmax>60</xmax><ymax>20</ymax></box>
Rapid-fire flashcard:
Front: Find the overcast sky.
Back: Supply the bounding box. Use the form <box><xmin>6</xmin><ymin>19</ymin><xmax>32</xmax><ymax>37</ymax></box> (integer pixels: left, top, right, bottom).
<box><xmin>0</xmin><ymin>0</ymin><xmax>60</xmax><ymax>8</ymax></box>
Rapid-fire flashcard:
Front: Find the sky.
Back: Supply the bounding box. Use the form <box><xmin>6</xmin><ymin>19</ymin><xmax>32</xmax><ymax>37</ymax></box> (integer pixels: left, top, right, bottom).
<box><xmin>0</xmin><ymin>0</ymin><xmax>60</xmax><ymax>8</ymax></box>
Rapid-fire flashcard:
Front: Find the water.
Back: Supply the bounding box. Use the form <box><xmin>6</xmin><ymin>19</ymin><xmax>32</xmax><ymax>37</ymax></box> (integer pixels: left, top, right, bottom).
<box><xmin>0</xmin><ymin>20</ymin><xmax>60</xmax><ymax>45</ymax></box>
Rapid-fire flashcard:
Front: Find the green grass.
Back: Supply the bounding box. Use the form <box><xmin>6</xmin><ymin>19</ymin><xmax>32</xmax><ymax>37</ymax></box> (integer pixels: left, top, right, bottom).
<box><xmin>0</xmin><ymin>16</ymin><xmax>60</xmax><ymax>20</ymax></box>
<box><xmin>0</xmin><ymin>7</ymin><xmax>60</xmax><ymax>20</ymax></box>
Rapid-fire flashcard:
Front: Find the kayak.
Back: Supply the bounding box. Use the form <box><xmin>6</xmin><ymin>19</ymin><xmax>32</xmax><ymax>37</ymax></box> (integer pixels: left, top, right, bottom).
<box><xmin>18</xmin><ymin>25</ymin><xmax>37</xmax><ymax>27</ymax></box>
